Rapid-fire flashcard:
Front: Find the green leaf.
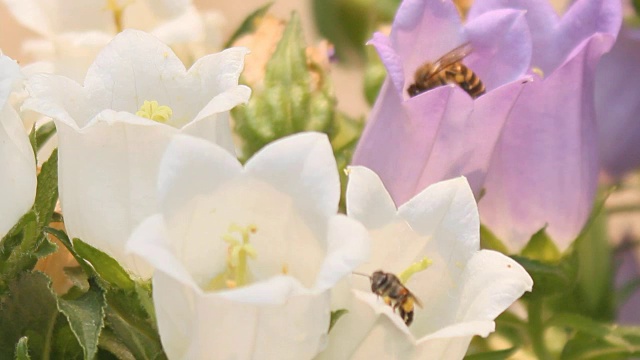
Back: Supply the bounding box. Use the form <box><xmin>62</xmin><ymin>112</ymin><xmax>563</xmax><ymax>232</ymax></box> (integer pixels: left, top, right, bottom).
<box><xmin>550</xmin><ymin>313</ymin><xmax>640</xmax><ymax>359</ymax></box>
<box><xmin>510</xmin><ymin>256</ymin><xmax>576</xmax><ymax>299</ymax></box>
<box><xmin>224</xmin><ymin>2</ymin><xmax>273</xmax><ymax>48</ymax></box>
<box><xmin>480</xmin><ymin>224</ymin><xmax>510</xmax><ymax>254</ymax></box>
<box><xmin>98</xmin><ymin>329</ymin><xmax>136</xmax><ymax>360</ymax></box>
<box><xmin>35</xmin><ymin>121</ymin><xmax>57</xmax><ymax>154</ymax></box>
<box><xmin>43</xmin><ymin>228</ymin><xmax>94</xmax><ymax>278</ymax></box>
<box><xmin>15</xmin><ymin>337</ymin><xmax>31</xmax><ymax>360</ymax></box>
<box><xmin>104</xmin><ymin>289</ymin><xmax>166</xmax><ymax>360</ymax></box>
<box><xmin>58</xmin><ymin>279</ymin><xmax>106</xmax><ymax>360</ymax></box>
<box><xmin>464</xmin><ymin>347</ymin><xmax>517</xmax><ymax>360</ymax></box>
<box><xmin>0</xmin><ymin>272</ymin><xmax>81</xmax><ymax>359</ymax></box>
<box><xmin>329</xmin><ymin>309</ymin><xmax>348</xmax><ymax>332</ymax></box>
<box><xmin>364</xmin><ymin>46</ymin><xmax>386</xmax><ymax>105</ymax></box>
<box><xmin>0</xmin><ymin>212</ymin><xmax>39</xmax><ymax>291</ymax></box>
<box><xmin>521</xmin><ymin>227</ymin><xmax>561</xmax><ymax>262</ymax></box>
<box><xmin>72</xmin><ymin>239</ymin><xmax>135</xmax><ymax>292</ymax></box>
<box><xmin>571</xmin><ymin>190</ymin><xmax>614</xmax><ymax>320</ymax></box>
<box><xmin>33</xmin><ymin>149</ymin><xmax>59</xmax><ymax>230</ymax></box>
<box><xmin>311</xmin><ymin>0</ymin><xmax>400</xmax><ymax>61</ymax></box>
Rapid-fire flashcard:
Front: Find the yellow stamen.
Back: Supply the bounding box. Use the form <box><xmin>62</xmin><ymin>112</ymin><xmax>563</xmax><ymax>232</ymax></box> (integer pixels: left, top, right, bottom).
<box><xmin>281</xmin><ymin>263</ymin><xmax>289</xmax><ymax>275</ymax></box>
<box><xmin>206</xmin><ymin>223</ymin><xmax>258</xmax><ymax>291</ymax></box>
<box><xmin>104</xmin><ymin>0</ymin><xmax>133</xmax><ymax>33</ymax></box>
<box><xmin>398</xmin><ymin>257</ymin><xmax>433</xmax><ymax>284</ymax></box>
<box><xmin>135</xmin><ymin>100</ymin><xmax>173</xmax><ymax>123</ymax></box>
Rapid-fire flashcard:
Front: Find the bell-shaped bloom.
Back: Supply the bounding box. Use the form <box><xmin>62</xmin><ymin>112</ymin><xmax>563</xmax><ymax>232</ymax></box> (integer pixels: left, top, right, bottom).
<box><xmin>127</xmin><ymin>132</ymin><xmax>370</xmax><ymax>359</ymax></box>
<box><xmin>596</xmin><ymin>28</ymin><xmax>640</xmax><ymax>178</ymax></box>
<box><xmin>352</xmin><ymin>0</ymin><xmax>533</xmax><ymax>210</ymax></box>
<box><xmin>0</xmin><ymin>55</ymin><xmax>37</xmax><ymax>238</ymax></box>
<box><xmin>469</xmin><ymin>0</ymin><xmax>621</xmax><ymax>249</ymax></box>
<box><xmin>317</xmin><ymin>167</ymin><xmax>532</xmax><ymax>360</ymax></box>
<box><xmin>23</xmin><ymin>29</ymin><xmax>250</xmax><ymax>277</ymax></box>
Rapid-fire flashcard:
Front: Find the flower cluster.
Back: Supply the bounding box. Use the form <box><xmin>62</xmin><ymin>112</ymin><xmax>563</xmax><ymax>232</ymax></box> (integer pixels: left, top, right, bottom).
<box><xmin>2</xmin><ymin>0</ymin><xmax>640</xmax><ymax>358</ymax></box>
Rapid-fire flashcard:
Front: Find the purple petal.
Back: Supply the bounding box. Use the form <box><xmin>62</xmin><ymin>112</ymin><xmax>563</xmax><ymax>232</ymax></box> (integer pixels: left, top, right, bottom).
<box><xmin>368</xmin><ymin>32</ymin><xmax>406</xmax><ymax>94</ymax></box>
<box><xmin>390</xmin><ymin>0</ymin><xmax>466</xmax><ymax>93</ymax></box>
<box><xmin>464</xmin><ymin>9</ymin><xmax>532</xmax><ymax>90</ymax></box>
<box><xmin>480</xmin><ymin>34</ymin><xmax>616</xmax><ymax>250</ymax></box>
<box><xmin>469</xmin><ymin>0</ymin><xmax>621</xmax><ymax>73</ymax></box>
<box><xmin>596</xmin><ymin>29</ymin><xmax>640</xmax><ymax>178</ymax></box>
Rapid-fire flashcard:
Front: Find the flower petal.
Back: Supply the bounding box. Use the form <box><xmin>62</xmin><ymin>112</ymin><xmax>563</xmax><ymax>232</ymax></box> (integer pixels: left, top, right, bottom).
<box><xmin>54</xmin><ymin>112</ymin><xmax>175</xmax><ymax>277</ymax></box>
<box><xmin>398</xmin><ymin>177</ymin><xmax>479</xmax><ymax>262</ymax></box>
<box><xmin>596</xmin><ymin>29</ymin><xmax>640</xmax><ymax>177</ymax></box>
<box><xmin>391</xmin><ymin>0</ymin><xmax>466</xmax><ymax>87</ymax></box>
<box><xmin>464</xmin><ymin>9</ymin><xmax>531</xmax><ymax>90</ymax></box>
<box><xmin>346</xmin><ymin>166</ymin><xmax>398</xmax><ymax>229</ymax></box>
<box><xmin>0</xmin><ymin>56</ymin><xmax>36</xmax><ymax>238</ymax></box>
<box><xmin>470</xmin><ymin>0</ymin><xmax>621</xmax><ymax>73</ymax></box>
<box><xmin>245</xmin><ymin>132</ymin><xmax>340</xmax><ymax>219</ymax></box>
<box><xmin>315</xmin><ymin>215</ymin><xmax>371</xmax><ymax>292</ymax></box>
<box><xmin>153</xmin><ymin>272</ymin><xmax>331</xmax><ymax>359</ymax></box>
<box><xmin>480</xmin><ymin>35</ymin><xmax>615</xmax><ymax>249</ymax></box>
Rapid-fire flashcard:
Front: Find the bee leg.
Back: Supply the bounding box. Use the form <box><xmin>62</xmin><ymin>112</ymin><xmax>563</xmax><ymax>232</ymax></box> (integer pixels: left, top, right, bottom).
<box><xmin>400</xmin><ymin>308</ymin><xmax>414</xmax><ymax>326</ymax></box>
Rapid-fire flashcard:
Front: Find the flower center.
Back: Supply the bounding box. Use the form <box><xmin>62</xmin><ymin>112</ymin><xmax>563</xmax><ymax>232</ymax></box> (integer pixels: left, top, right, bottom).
<box><xmin>398</xmin><ymin>257</ymin><xmax>432</xmax><ymax>284</ymax></box>
<box><xmin>135</xmin><ymin>100</ymin><xmax>173</xmax><ymax>123</ymax></box>
<box><xmin>206</xmin><ymin>224</ymin><xmax>258</xmax><ymax>291</ymax></box>
<box><xmin>104</xmin><ymin>0</ymin><xmax>133</xmax><ymax>33</ymax></box>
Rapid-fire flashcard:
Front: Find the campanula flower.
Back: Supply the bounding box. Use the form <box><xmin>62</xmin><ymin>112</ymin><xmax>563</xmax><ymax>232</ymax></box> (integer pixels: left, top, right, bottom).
<box><xmin>23</xmin><ymin>30</ymin><xmax>250</xmax><ymax>277</ymax></box>
<box><xmin>317</xmin><ymin>167</ymin><xmax>532</xmax><ymax>360</ymax></box>
<box><xmin>128</xmin><ymin>133</ymin><xmax>370</xmax><ymax>359</ymax></box>
<box><xmin>470</xmin><ymin>0</ymin><xmax>621</xmax><ymax>249</ymax></box>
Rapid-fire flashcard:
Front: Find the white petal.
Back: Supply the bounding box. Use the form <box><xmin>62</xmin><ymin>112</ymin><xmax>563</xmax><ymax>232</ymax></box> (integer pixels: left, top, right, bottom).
<box><xmin>127</xmin><ymin>214</ymin><xmax>194</xmax><ymax>285</ymax></box>
<box><xmin>83</xmin><ymin>30</ymin><xmax>188</xmax><ymax>116</ymax></box>
<box><xmin>245</xmin><ymin>132</ymin><xmax>340</xmax><ymax>220</ymax></box>
<box><xmin>454</xmin><ymin>250</ymin><xmax>533</xmax><ymax>322</ymax></box>
<box><xmin>0</xmin><ymin>76</ymin><xmax>36</xmax><ymax>237</ymax></box>
<box><xmin>153</xmin><ymin>272</ymin><xmax>331</xmax><ymax>360</ymax></box>
<box><xmin>315</xmin><ymin>215</ymin><xmax>371</xmax><ymax>291</ymax></box>
<box><xmin>54</xmin><ymin>112</ymin><xmax>175</xmax><ymax>277</ymax></box>
<box><xmin>24</xmin><ymin>73</ymin><xmax>93</xmax><ymax>128</ymax></box>
<box><xmin>399</xmin><ymin>177</ymin><xmax>479</xmax><ymax>263</ymax></box>
<box><xmin>346</xmin><ymin>166</ymin><xmax>398</xmax><ymax>229</ymax></box>
<box><xmin>158</xmin><ymin>134</ymin><xmax>242</xmax><ymax>215</ymax></box>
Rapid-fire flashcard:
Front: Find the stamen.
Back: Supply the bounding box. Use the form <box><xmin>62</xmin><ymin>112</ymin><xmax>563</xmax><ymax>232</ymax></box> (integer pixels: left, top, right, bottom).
<box><xmin>104</xmin><ymin>0</ymin><xmax>133</xmax><ymax>33</ymax></box>
<box><xmin>206</xmin><ymin>223</ymin><xmax>258</xmax><ymax>291</ymax></box>
<box><xmin>135</xmin><ymin>100</ymin><xmax>173</xmax><ymax>123</ymax></box>
<box><xmin>532</xmin><ymin>67</ymin><xmax>544</xmax><ymax>79</ymax></box>
<box><xmin>398</xmin><ymin>257</ymin><xmax>433</xmax><ymax>284</ymax></box>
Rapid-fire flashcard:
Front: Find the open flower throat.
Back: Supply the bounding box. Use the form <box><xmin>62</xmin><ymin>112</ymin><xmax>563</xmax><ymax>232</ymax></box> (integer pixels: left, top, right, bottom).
<box><xmin>206</xmin><ymin>223</ymin><xmax>259</xmax><ymax>291</ymax></box>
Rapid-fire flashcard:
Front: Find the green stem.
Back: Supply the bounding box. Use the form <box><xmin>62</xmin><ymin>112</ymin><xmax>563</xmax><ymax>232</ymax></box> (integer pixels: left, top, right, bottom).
<box><xmin>42</xmin><ymin>312</ymin><xmax>58</xmax><ymax>360</ymax></box>
<box><xmin>528</xmin><ymin>299</ymin><xmax>552</xmax><ymax>360</ymax></box>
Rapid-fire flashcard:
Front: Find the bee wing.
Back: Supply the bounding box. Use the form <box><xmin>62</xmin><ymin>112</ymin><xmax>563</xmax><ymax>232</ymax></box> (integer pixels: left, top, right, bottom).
<box><xmin>409</xmin><ymin>291</ymin><xmax>424</xmax><ymax>309</ymax></box>
<box><xmin>433</xmin><ymin>42</ymin><xmax>473</xmax><ymax>69</ymax></box>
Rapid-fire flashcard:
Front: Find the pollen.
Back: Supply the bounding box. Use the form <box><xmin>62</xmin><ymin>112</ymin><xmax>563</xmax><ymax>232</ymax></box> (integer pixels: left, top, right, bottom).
<box><xmin>398</xmin><ymin>257</ymin><xmax>433</xmax><ymax>284</ymax></box>
<box><xmin>532</xmin><ymin>66</ymin><xmax>544</xmax><ymax>78</ymax></box>
<box><xmin>136</xmin><ymin>100</ymin><xmax>173</xmax><ymax>123</ymax></box>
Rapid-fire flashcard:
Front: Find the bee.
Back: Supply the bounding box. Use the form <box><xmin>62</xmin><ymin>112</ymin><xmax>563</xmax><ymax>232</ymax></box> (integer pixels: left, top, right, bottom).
<box><xmin>407</xmin><ymin>42</ymin><xmax>485</xmax><ymax>99</ymax></box>
<box><xmin>354</xmin><ymin>270</ymin><xmax>423</xmax><ymax>326</ymax></box>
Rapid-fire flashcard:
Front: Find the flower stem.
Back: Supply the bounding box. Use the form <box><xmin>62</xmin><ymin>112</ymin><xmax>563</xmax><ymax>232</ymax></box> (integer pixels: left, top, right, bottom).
<box><xmin>528</xmin><ymin>298</ymin><xmax>552</xmax><ymax>360</ymax></box>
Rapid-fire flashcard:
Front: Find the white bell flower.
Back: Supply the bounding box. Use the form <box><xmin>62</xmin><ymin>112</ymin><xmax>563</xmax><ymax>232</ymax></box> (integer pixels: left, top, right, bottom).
<box><xmin>23</xmin><ymin>29</ymin><xmax>250</xmax><ymax>277</ymax></box>
<box><xmin>127</xmin><ymin>132</ymin><xmax>370</xmax><ymax>359</ymax></box>
<box><xmin>317</xmin><ymin>167</ymin><xmax>533</xmax><ymax>360</ymax></box>
<box><xmin>0</xmin><ymin>55</ymin><xmax>37</xmax><ymax>238</ymax></box>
